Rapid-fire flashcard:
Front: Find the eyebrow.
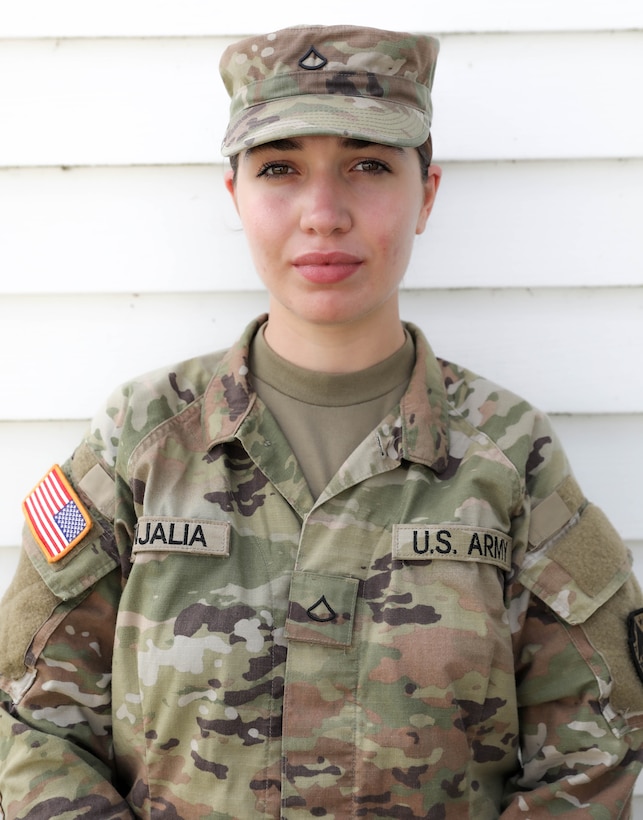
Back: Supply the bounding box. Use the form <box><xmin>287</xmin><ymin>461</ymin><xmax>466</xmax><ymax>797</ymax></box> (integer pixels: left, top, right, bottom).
<box><xmin>243</xmin><ymin>137</ymin><xmax>405</xmax><ymax>159</ymax></box>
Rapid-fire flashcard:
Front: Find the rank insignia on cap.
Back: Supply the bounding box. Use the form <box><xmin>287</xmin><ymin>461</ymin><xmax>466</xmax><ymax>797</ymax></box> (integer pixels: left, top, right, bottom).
<box><xmin>298</xmin><ymin>47</ymin><xmax>328</xmax><ymax>71</ymax></box>
<box><xmin>627</xmin><ymin>609</ymin><xmax>643</xmax><ymax>685</ymax></box>
<box><xmin>22</xmin><ymin>465</ymin><xmax>92</xmax><ymax>563</ymax></box>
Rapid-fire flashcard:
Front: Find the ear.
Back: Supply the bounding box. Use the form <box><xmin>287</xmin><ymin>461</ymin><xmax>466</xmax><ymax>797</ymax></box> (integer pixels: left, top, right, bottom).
<box><xmin>415</xmin><ymin>164</ymin><xmax>442</xmax><ymax>236</ymax></box>
<box><xmin>224</xmin><ymin>169</ymin><xmax>238</xmax><ymax>211</ymax></box>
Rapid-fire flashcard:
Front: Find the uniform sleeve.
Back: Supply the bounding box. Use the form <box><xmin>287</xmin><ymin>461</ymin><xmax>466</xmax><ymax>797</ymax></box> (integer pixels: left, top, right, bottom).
<box><xmin>0</xmin><ymin>363</ymin><xmax>199</xmax><ymax>818</ymax></box>
<box><xmin>501</xmin><ymin>474</ymin><xmax>643</xmax><ymax>816</ymax></box>
<box><xmin>0</xmin><ymin>447</ymin><xmax>134</xmax><ymax>819</ymax></box>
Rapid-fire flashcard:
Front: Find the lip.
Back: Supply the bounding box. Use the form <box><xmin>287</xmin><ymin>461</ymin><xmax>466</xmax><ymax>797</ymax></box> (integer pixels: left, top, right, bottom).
<box><xmin>292</xmin><ymin>252</ymin><xmax>363</xmax><ymax>284</ymax></box>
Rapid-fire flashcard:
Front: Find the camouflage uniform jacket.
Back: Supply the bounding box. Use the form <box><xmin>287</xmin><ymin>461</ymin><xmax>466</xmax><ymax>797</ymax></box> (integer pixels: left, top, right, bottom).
<box><xmin>2</xmin><ymin>316</ymin><xmax>643</xmax><ymax>819</ymax></box>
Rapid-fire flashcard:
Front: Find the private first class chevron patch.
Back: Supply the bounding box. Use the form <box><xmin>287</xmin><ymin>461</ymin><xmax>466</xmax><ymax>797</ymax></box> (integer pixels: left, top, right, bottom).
<box><xmin>22</xmin><ymin>465</ymin><xmax>92</xmax><ymax>563</ymax></box>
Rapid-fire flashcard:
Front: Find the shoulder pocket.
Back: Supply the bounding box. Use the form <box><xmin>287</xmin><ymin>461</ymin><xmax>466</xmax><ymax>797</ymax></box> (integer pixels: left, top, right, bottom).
<box><xmin>24</xmin><ymin>521</ymin><xmax>118</xmax><ymax>602</ymax></box>
<box><xmin>519</xmin><ymin>478</ymin><xmax>631</xmax><ymax>624</ymax></box>
<box><xmin>23</xmin><ymin>452</ymin><xmax>119</xmax><ymax>601</ymax></box>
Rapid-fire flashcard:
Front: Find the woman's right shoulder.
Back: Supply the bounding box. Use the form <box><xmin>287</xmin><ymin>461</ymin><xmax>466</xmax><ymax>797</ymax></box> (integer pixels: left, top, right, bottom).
<box><xmin>85</xmin><ymin>347</ymin><xmax>230</xmax><ymax>471</ymax></box>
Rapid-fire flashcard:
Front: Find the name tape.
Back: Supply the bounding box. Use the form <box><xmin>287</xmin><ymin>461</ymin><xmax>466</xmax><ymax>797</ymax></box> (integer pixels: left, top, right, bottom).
<box><xmin>393</xmin><ymin>525</ymin><xmax>512</xmax><ymax>571</ymax></box>
<box><xmin>133</xmin><ymin>517</ymin><xmax>230</xmax><ymax>557</ymax></box>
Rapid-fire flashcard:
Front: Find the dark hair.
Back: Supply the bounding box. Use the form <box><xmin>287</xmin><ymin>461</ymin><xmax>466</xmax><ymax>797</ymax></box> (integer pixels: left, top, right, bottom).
<box><xmin>228</xmin><ymin>135</ymin><xmax>434</xmax><ymax>183</ymax></box>
<box><xmin>416</xmin><ymin>135</ymin><xmax>433</xmax><ymax>182</ymax></box>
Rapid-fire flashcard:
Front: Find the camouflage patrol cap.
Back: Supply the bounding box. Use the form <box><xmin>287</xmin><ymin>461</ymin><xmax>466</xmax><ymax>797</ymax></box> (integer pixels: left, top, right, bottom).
<box><xmin>219</xmin><ymin>25</ymin><xmax>439</xmax><ymax>156</ymax></box>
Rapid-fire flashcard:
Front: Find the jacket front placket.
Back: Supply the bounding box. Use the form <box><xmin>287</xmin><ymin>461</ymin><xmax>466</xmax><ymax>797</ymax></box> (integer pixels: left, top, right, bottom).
<box><xmin>233</xmin><ymin>398</ymin><xmax>408</xmax><ymax>815</ymax></box>
<box><xmin>279</xmin><ymin>423</ymin><xmax>412</xmax><ymax>816</ymax></box>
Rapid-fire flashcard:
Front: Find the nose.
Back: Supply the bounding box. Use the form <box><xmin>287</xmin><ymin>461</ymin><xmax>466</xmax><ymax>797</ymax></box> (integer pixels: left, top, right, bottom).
<box><xmin>299</xmin><ymin>174</ymin><xmax>352</xmax><ymax>236</ymax></box>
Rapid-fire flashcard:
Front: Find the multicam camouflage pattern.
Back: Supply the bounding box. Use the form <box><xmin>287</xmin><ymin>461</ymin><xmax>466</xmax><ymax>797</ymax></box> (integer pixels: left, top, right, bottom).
<box><xmin>2</xmin><ymin>316</ymin><xmax>643</xmax><ymax>818</ymax></box>
<box><xmin>220</xmin><ymin>25</ymin><xmax>439</xmax><ymax>156</ymax></box>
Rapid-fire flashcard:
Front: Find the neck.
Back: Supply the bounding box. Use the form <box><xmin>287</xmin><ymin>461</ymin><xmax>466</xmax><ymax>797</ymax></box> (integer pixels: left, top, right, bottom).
<box><xmin>263</xmin><ymin>307</ymin><xmax>406</xmax><ymax>374</ymax></box>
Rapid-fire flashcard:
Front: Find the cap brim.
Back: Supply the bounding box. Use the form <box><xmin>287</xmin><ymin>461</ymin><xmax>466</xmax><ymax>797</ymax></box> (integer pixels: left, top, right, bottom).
<box><xmin>221</xmin><ymin>94</ymin><xmax>430</xmax><ymax>156</ymax></box>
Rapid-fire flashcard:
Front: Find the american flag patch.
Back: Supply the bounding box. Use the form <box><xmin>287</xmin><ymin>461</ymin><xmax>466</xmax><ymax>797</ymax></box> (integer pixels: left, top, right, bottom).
<box><xmin>22</xmin><ymin>465</ymin><xmax>92</xmax><ymax>563</ymax></box>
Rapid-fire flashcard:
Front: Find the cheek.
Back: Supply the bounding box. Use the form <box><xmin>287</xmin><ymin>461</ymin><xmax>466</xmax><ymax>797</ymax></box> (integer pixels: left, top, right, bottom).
<box><xmin>377</xmin><ymin>206</ymin><xmax>421</xmax><ymax>258</ymax></box>
<box><xmin>238</xmin><ymin>208</ymin><xmax>278</xmax><ymax>265</ymax></box>
<box><xmin>240</xmin><ymin>197</ymin><xmax>292</xmax><ymax>251</ymax></box>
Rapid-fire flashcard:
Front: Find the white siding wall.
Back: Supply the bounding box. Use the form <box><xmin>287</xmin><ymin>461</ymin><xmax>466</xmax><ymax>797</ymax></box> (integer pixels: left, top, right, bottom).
<box><xmin>1</xmin><ymin>0</ymin><xmax>642</xmax><ymax>807</ymax></box>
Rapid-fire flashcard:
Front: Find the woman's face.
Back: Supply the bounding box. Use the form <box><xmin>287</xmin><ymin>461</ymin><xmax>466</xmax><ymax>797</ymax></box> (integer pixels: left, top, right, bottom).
<box><xmin>225</xmin><ymin>135</ymin><xmax>440</xmax><ymax>337</ymax></box>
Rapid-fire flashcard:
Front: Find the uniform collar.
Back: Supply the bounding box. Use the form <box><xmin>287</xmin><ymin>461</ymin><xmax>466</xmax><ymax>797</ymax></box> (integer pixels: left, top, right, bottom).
<box><xmin>202</xmin><ymin>316</ymin><xmax>450</xmax><ymax>474</ymax></box>
<box><xmin>201</xmin><ymin>315</ymin><xmax>262</xmax><ymax>445</ymax></box>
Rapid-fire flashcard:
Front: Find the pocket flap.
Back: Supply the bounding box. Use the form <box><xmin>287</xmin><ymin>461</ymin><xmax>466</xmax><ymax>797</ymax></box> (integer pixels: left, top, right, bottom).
<box><xmin>519</xmin><ymin>503</ymin><xmax>631</xmax><ymax>624</ymax></box>
<box><xmin>285</xmin><ymin>571</ymin><xmax>359</xmax><ymax>647</ymax></box>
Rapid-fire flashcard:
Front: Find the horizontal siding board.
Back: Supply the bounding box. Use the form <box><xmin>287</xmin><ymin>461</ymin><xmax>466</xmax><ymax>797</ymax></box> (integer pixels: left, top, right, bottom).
<box><xmin>1</xmin><ymin>160</ymin><xmax>642</xmax><ymax>295</ymax></box>
<box><xmin>0</xmin><ymin>38</ymin><xmax>220</xmax><ymax>167</ymax></box>
<box><xmin>1</xmin><ymin>33</ymin><xmax>642</xmax><ymax>167</ymax></box>
<box><xmin>1</xmin><ymin>0</ymin><xmax>641</xmax><ymax>38</ymax></box>
<box><xmin>433</xmin><ymin>31</ymin><xmax>643</xmax><ymax>161</ymax></box>
<box><xmin>0</xmin><ymin>416</ymin><xmax>641</xmax><ymax>551</ymax></box>
<box><xmin>2</xmin><ymin>288</ymin><xmax>642</xmax><ymax>420</ymax></box>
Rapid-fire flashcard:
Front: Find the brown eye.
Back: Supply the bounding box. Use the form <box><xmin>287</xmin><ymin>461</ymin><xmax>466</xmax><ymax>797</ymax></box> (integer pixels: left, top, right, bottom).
<box><xmin>257</xmin><ymin>162</ymin><xmax>293</xmax><ymax>177</ymax></box>
<box><xmin>354</xmin><ymin>159</ymin><xmax>391</xmax><ymax>174</ymax></box>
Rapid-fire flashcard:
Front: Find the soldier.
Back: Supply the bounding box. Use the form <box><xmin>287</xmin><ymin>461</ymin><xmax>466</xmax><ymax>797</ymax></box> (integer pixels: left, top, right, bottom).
<box><xmin>1</xmin><ymin>24</ymin><xmax>643</xmax><ymax>819</ymax></box>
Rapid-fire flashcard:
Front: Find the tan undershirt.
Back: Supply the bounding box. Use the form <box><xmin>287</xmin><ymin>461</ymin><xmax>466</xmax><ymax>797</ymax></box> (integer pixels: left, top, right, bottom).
<box><xmin>249</xmin><ymin>326</ymin><xmax>415</xmax><ymax>498</ymax></box>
